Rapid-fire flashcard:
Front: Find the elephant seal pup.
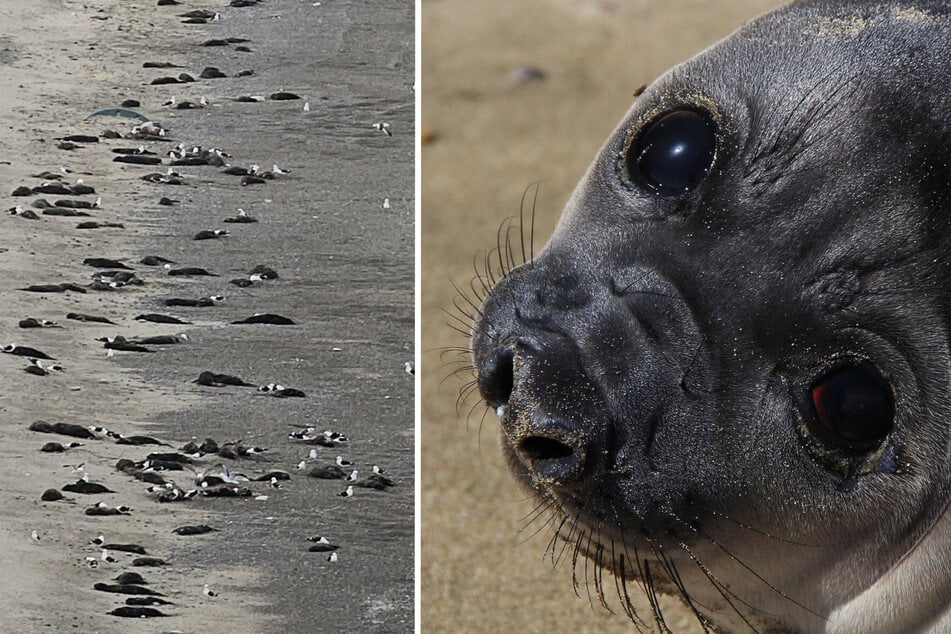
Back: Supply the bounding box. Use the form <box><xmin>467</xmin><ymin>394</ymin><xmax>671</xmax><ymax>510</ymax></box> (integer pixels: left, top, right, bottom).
<box><xmin>469</xmin><ymin>1</ymin><xmax>951</xmax><ymax>632</ymax></box>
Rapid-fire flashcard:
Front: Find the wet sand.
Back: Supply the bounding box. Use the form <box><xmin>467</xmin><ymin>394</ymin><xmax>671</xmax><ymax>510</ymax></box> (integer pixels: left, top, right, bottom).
<box><xmin>0</xmin><ymin>0</ymin><xmax>413</xmax><ymax>632</ymax></box>
<box><xmin>421</xmin><ymin>1</ymin><xmax>784</xmax><ymax>631</ymax></box>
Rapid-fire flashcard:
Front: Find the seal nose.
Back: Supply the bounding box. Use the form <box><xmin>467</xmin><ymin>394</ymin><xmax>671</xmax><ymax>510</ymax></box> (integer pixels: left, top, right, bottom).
<box><xmin>515</xmin><ymin>415</ymin><xmax>587</xmax><ymax>483</ymax></box>
<box><xmin>478</xmin><ymin>346</ymin><xmax>515</xmax><ymax>408</ymax></box>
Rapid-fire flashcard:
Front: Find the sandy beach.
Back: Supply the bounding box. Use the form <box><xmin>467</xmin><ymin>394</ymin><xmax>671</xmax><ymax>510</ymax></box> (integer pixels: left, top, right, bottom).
<box><xmin>0</xmin><ymin>0</ymin><xmax>413</xmax><ymax>632</ymax></box>
<box><xmin>420</xmin><ymin>1</ymin><xmax>784</xmax><ymax>631</ymax></box>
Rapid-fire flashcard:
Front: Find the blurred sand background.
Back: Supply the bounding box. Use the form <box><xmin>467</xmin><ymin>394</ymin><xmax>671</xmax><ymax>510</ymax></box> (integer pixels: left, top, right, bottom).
<box><xmin>421</xmin><ymin>1</ymin><xmax>786</xmax><ymax>631</ymax></box>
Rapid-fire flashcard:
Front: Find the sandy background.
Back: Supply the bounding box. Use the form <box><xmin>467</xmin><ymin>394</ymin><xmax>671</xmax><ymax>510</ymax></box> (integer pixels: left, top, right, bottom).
<box><xmin>421</xmin><ymin>1</ymin><xmax>785</xmax><ymax>631</ymax></box>
<box><xmin>0</xmin><ymin>0</ymin><xmax>412</xmax><ymax>631</ymax></box>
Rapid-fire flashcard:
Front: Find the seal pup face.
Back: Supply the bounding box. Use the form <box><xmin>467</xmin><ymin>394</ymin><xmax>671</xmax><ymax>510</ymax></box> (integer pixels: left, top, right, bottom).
<box><xmin>468</xmin><ymin>1</ymin><xmax>951</xmax><ymax>632</ymax></box>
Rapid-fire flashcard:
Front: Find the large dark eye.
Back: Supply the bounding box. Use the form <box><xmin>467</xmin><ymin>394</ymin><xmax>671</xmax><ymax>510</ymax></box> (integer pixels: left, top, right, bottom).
<box><xmin>624</xmin><ymin>109</ymin><xmax>717</xmax><ymax>196</ymax></box>
<box><xmin>809</xmin><ymin>363</ymin><xmax>893</xmax><ymax>451</ymax></box>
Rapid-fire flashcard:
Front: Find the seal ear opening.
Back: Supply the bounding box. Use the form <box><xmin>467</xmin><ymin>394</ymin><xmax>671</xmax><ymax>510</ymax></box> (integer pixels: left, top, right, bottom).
<box><xmin>622</xmin><ymin>108</ymin><xmax>718</xmax><ymax>197</ymax></box>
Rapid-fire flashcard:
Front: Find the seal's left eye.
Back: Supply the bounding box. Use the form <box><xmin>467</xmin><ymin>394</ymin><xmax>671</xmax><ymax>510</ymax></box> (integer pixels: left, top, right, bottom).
<box><xmin>808</xmin><ymin>363</ymin><xmax>893</xmax><ymax>452</ymax></box>
<box><xmin>624</xmin><ymin>109</ymin><xmax>717</xmax><ymax>196</ymax></box>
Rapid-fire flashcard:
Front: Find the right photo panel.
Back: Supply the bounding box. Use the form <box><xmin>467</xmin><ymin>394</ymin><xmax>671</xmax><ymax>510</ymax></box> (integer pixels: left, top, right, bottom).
<box><xmin>422</xmin><ymin>0</ymin><xmax>951</xmax><ymax>632</ymax></box>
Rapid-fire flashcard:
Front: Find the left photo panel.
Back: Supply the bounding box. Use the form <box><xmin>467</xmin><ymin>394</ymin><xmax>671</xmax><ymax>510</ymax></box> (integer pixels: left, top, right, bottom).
<box><xmin>0</xmin><ymin>0</ymin><xmax>414</xmax><ymax>631</ymax></box>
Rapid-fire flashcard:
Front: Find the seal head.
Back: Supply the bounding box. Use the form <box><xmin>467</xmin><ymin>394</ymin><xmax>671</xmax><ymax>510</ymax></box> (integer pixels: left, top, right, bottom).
<box><xmin>470</xmin><ymin>1</ymin><xmax>951</xmax><ymax>631</ymax></box>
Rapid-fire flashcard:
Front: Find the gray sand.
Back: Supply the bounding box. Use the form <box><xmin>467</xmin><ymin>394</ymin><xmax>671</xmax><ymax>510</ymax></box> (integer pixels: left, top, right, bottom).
<box><xmin>421</xmin><ymin>0</ymin><xmax>784</xmax><ymax>631</ymax></box>
<box><xmin>0</xmin><ymin>0</ymin><xmax>413</xmax><ymax>632</ymax></box>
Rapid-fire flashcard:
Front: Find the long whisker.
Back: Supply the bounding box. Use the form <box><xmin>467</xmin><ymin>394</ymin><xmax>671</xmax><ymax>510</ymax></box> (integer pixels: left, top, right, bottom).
<box><xmin>685</xmin><ymin>520</ymin><xmax>827</xmax><ymax>620</ymax></box>
<box><xmin>674</xmin><ymin>540</ymin><xmax>761</xmax><ymax>633</ymax></box>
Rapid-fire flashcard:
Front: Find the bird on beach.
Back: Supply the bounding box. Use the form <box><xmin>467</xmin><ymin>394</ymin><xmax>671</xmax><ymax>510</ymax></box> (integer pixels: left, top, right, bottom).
<box><xmin>223</xmin><ymin>208</ymin><xmax>258</xmax><ymax>223</ymax></box>
<box><xmin>9</xmin><ymin>206</ymin><xmax>39</xmax><ymax>219</ymax></box>
<box><xmin>203</xmin><ymin>584</ymin><xmax>218</xmax><ymax>598</ymax></box>
<box><xmin>25</xmin><ymin>358</ymin><xmax>65</xmax><ymax>376</ymax></box>
<box><xmin>336</xmin><ymin>455</ymin><xmax>353</xmax><ymax>468</ymax></box>
<box><xmin>31</xmin><ymin>530</ymin><xmax>40</xmax><ymax>542</ymax></box>
<box><xmin>338</xmin><ymin>486</ymin><xmax>354</xmax><ymax>498</ymax></box>
<box><xmin>194</xmin><ymin>229</ymin><xmax>228</xmax><ymax>240</ymax></box>
<box><xmin>307</xmin><ymin>536</ymin><xmax>339</xmax><ymax>551</ymax></box>
<box><xmin>373</xmin><ymin>122</ymin><xmax>391</xmax><ymax>136</ymax></box>
<box><xmin>17</xmin><ymin>317</ymin><xmax>60</xmax><ymax>328</ymax></box>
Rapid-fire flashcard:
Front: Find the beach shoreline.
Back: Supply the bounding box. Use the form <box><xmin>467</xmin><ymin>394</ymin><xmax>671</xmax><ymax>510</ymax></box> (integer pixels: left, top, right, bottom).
<box><xmin>1</xmin><ymin>0</ymin><xmax>413</xmax><ymax>631</ymax></box>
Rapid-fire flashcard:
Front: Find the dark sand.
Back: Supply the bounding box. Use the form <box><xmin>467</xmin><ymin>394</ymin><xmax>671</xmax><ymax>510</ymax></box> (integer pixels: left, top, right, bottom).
<box><xmin>421</xmin><ymin>1</ymin><xmax>785</xmax><ymax>631</ymax></box>
<box><xmin>0</xmin><ymin>0</ymin><xmax>413</xmax><ymax>632</ymax></box>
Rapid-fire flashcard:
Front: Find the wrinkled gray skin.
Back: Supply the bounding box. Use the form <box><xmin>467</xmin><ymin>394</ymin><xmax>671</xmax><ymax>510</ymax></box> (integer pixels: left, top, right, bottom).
<box><xmin>470</xmin><ymin>1</ymin><xmax>951</xmax><ymax>632</ymax></box>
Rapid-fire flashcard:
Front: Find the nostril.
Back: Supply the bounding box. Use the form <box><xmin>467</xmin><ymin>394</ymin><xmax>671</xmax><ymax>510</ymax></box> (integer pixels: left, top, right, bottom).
<box><xmin>478</xmin><ymin>347</ymin><xmax>515</xmax><ymax>407</ymax></box>
<box><xmin>520</xmin><ymin>436</ymin><xmax>574</xmax><ymax>461</ymax></box>
<box><xmin>516</xmin><ymin>426</ymin><xmax>586</xmax><ymax>483</ymax></box>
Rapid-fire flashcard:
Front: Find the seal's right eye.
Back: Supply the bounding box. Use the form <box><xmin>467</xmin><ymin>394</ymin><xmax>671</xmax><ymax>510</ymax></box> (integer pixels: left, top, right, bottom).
<box><xmin>808</xmin><ymin>362</ymin><xmax>894</xmax><ymax>452</ymax></box>
<box><xmin>624</xmin><ymin>109</ymin><xmax>717</xmax><ymax>196</ymax></box>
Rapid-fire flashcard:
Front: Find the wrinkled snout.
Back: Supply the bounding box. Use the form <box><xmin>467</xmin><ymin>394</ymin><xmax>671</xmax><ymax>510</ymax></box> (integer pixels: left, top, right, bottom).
<box><xmin>470</xmin><ymin>252</ymin><xmax>704</xmax><ymax>494</ymax></box>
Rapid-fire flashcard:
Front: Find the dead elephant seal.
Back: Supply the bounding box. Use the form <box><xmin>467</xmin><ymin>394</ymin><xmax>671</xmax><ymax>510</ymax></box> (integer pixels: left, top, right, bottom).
<box><xmin>468</xmin><ymin>1</ymin><xmax>951</xmax><ymax>632</ymax></box>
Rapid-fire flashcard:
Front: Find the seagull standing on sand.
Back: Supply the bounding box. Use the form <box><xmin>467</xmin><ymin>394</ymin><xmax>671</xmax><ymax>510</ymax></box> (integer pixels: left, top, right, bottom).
<box><xmin>203</xmin><ymin>584</ymin><xmax>218</xmax><ymax>598</ymax></box>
